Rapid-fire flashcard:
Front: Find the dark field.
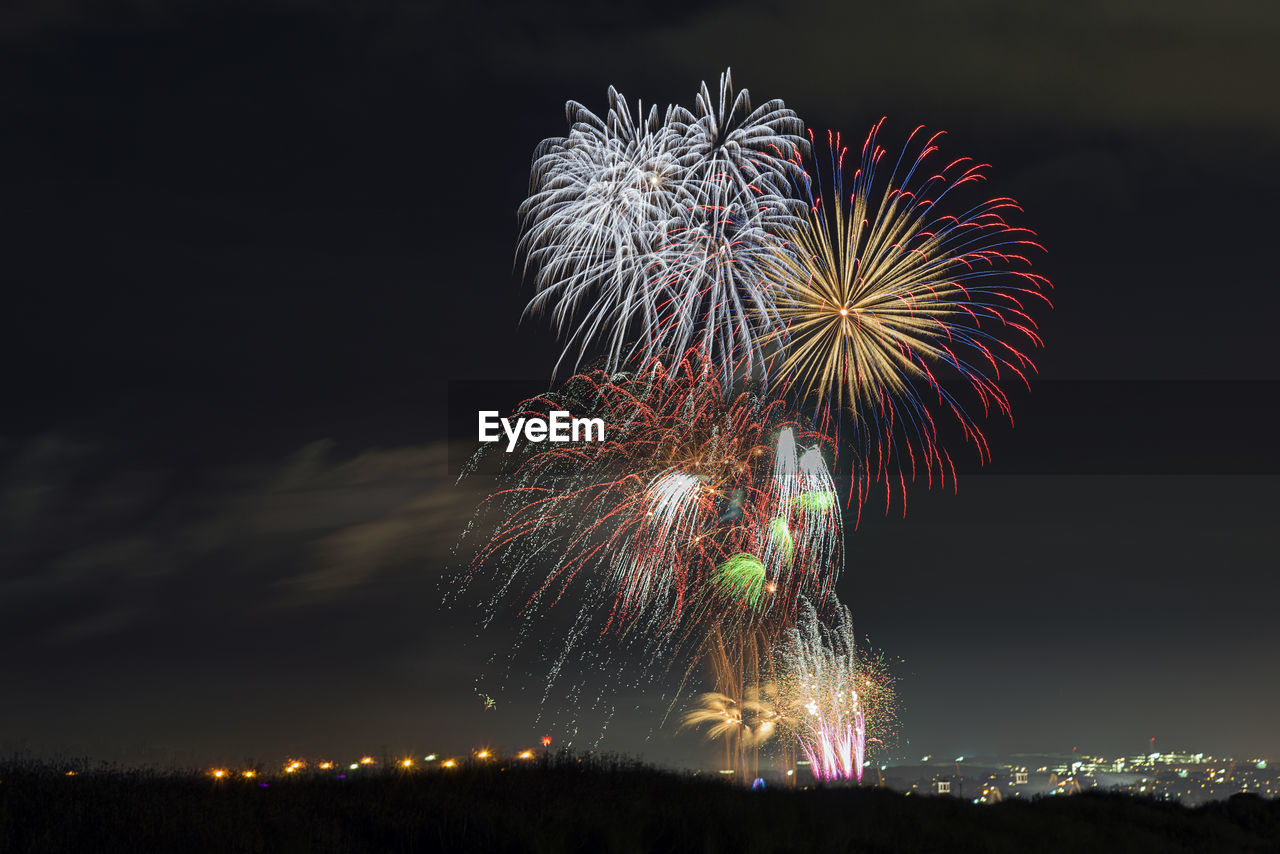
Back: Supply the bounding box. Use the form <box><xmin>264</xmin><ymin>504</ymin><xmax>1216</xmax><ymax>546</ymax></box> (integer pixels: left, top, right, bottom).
<box><xmin>3</xmin><ymin>758</ymin><xmax>1278</xmax><ymax>853</ymax></box>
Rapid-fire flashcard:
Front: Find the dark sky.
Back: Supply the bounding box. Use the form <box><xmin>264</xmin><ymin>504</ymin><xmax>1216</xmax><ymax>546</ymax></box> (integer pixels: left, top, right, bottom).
<box><xmin>2</xmin><ymin>0</ymin><xmax>1278</xmax><ymax>769</ymax></box>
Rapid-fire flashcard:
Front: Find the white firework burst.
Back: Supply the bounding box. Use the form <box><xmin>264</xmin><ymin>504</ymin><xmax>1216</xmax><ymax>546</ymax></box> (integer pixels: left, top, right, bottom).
<box><xmin>519</xmin><ymin>69</ymin><xmax>808</xmax><ymax>386</ymax></box>
<box><xmin>520</xmin><ymin>88</ymin><xmax>689</xmax><ymax>375</ymax></box>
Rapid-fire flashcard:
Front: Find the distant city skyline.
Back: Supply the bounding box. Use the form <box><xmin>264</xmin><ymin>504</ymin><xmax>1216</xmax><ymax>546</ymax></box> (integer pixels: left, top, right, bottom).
<box><xmin>13</xmin><ymin>743</ymin><xmax>1274</xmax><ymax>808</ymax></box>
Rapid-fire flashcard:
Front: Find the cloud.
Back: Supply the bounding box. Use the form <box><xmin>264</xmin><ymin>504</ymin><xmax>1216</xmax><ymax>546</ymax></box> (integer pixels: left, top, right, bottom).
<box><xmin>0</xmin><ymin>433</ymin><xmax>486</xmax><ymax>646</ymax></box>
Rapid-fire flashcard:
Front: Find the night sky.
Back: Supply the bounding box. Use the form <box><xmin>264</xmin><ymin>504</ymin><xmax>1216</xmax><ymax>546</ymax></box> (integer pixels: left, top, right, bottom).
<box><xmin>3</xmin><ymin>0</ymin><xmax>1278</xmax><ymax>769</ymax></box>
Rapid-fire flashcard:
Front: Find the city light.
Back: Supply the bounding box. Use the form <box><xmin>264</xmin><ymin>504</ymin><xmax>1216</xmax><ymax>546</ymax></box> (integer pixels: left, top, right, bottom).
<box><xmin>40</xmin><ymin>741</ymin><xmax>1274</xmax><ymax>807</ymax></box>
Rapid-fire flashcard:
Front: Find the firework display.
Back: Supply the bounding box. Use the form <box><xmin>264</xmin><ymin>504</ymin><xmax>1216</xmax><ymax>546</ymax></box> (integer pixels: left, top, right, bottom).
<box><xmin>519</xmin><ymin>70</ymin><xmax>806</xmax><ymax>387</ymax></box>
<box><xmin>463</xmin><ymin>349</ymin><xmax>842</xmax><ymax>673</ymax></box>
<box><xmin>774</xmin><ymin>599</ymin><xmax>898</xmax><ymax>781</ymax></box>
<box><xmin>764</xmin><ymin>124</ymin><xmax>1051</xmax><ymax>512</ymax></box>
<box><xmin>457</xmin><ymin>68</ymin><xmax>1047</xmax><ymax>784</ymax></box>
<box><xmin>681</xmin><ymin>684</ymin><xmax>782</xmax><ymax>780</ymax></box>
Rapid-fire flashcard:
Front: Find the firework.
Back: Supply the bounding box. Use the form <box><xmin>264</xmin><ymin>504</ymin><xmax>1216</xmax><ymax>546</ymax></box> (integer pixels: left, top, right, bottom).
<box><xmin>764</xmin><ymin>123</ymin><xmax>1051</xmax><ymax>512</ymax></box>
<box><xmin>775</xmin><ymin>598</ymin><xmax>898</xmax><ymax>782</ymax></box>
<box><xmin>520</xmin><ymin>70</ymin><xmax>806</xmax><ymax>386</ymax></box>
<box><xmin>458</xmin><ymin>350</ymin><xmax>843</xmax><ymax>720</ymax></box>
<box><xmin>653</xmin><ymin>70</ymin><xmax>808</xmax><ymax>386</ymax></box>
<box><xmin>519</xmin><ymin>88</ymin><xmax>686</xmax><ymax>377</ymax></box>
<box><xmin>465</xmin><ymin>349</ymin><xmax>841</xmax><ymax>635</ymax></box>
<box><xmin>682</xmin><ymin>684</ymin><xmax>780</xmax><ymax>777</ymax></box>
<box><xmin>712</xmin><ymin>553</ymin><xmax>768</xmax><ymax>610</ymax></box>
<box><xmin>681</xmin><ymin>691</ymin><xmax>776</xmax><ymax>746</ymax></box>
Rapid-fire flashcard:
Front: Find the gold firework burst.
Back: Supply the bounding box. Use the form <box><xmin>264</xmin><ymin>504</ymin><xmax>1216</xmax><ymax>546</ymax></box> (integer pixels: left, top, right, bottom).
<box><xmin>763</xmin><ymin>124</ymin><xmax>1047</xmax><ymax>417</ymax></box>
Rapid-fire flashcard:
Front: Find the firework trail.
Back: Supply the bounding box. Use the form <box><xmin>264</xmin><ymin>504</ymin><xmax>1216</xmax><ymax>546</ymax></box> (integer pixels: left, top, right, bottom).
<box><xmin>518</xmin><ymin>89</ymin><xmax>686</xmax><ymax>377</ymax></box>
<box><xmin>457</xmin><ymin>350</ymin><xmax>843</xmax><ymax>711</ymax></box>
<box><xmin>681</xmin><ymin>685</ymin><xmax>780</xmax><ymax>778</ymax></box>
<box><xmin>520</xmin><ymin>70</ymin><xmax>807</xmax><ymax>387</ymax></box>
<box><xmin>775</xmin><ymin>598</ymin><xmax>897</xmax><ymax>782</ymax></box>
<box><xmin>763</xmin><ymin>122</ymin><xmax>1052</xmax><ymax>513</ymax></box>
<box><xmin>681</xmin><ymin>690</ymin><xmax>777</xmax><ymax>746</ymax></box>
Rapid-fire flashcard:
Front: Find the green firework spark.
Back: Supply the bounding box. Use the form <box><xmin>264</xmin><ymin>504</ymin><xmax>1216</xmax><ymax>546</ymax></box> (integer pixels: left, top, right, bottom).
<box><xmin>768</xmin><ymin>516</ymin><xmax>795</xmax><ymax>564</ymax></box>
<box><xmin>713</xmin><ymin>553</ymin><xmax>767</xmax><ymax>608</ymax></box>
<box><xmin>793</xmin><ymin>490</ymin><xmax>837</xmax><ymax>513</ymax></box>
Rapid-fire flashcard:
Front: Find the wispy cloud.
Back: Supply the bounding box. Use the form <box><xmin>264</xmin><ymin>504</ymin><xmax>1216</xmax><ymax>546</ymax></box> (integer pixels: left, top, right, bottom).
<box><xmin>0</xmin><ymin>433</ymin><xmax>486</xmax><ymax>646</ymax></box>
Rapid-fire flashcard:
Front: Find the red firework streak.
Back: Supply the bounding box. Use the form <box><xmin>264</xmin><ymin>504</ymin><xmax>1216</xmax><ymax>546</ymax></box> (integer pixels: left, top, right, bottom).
<box><xmin>469</xmin><ymin>348</ymin><xmax>843</xmax><ymax>650</ymax></box>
